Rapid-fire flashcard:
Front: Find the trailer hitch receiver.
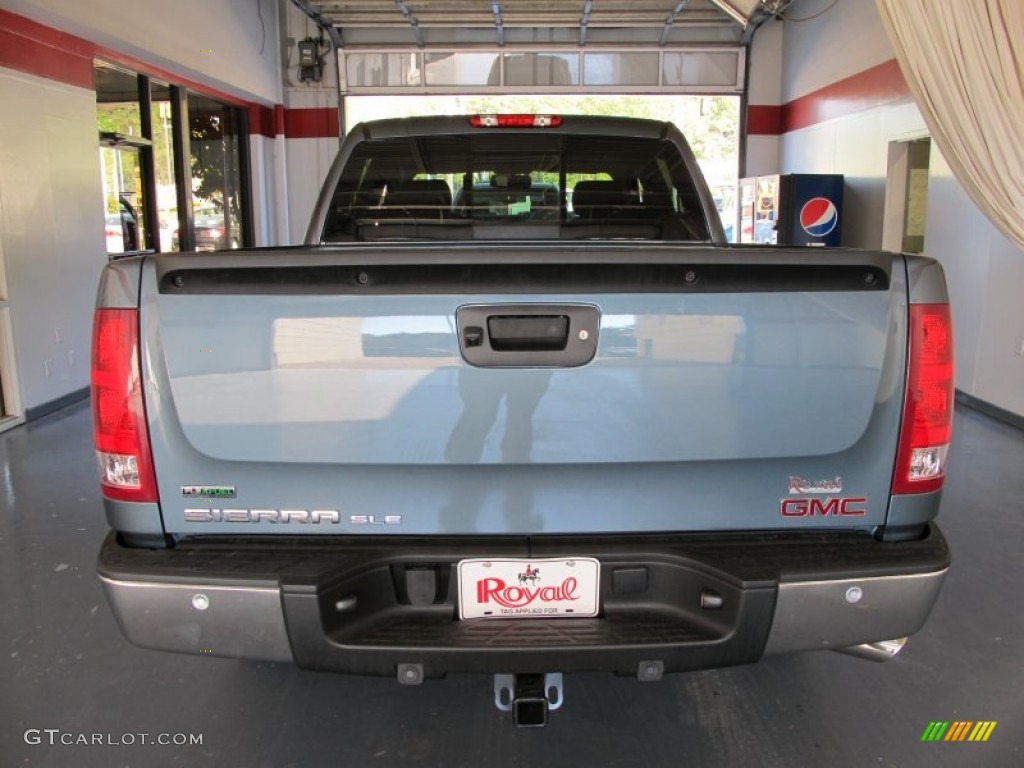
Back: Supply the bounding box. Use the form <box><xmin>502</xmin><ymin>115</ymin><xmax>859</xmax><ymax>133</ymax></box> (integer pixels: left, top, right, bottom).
<box><xmin>494</xmin><ymin>673</ymin><xmax>564</xmax><ymax>727</ymax></box>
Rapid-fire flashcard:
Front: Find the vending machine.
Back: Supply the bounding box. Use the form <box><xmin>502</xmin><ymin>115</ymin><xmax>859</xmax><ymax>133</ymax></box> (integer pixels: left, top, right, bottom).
<box><xmin>737</xmin><ymin>173</ymin><xmax>844</xmax><ymax>247</ymax></box>
<box><xmin>737</xmin><ymin>175</ymin><xmax>779</xmax><ymax>245</ymax></box>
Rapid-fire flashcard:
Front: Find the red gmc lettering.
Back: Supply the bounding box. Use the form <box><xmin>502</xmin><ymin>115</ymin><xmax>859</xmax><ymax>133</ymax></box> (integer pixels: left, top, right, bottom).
<box><xmin>781</xmin><ymin>497</ymin><xmax>867</xmax><ymax>517</ymax></box>
<box><xmin>476</xmin><ymin>577</ymin><xmax>579</xmax><ymax>609</ymax></box>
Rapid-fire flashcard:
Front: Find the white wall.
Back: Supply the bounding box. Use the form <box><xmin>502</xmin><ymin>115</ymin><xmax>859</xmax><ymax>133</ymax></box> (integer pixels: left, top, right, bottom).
<box><xmin>0</xmin><ymin>0</ymin><xmax>282</xmax><ymax>104</ymax></box>
<box><xmin>779</xmin><ymin>0</ymin><xmax>895</xmax><ymax>103</ymax></box>
<box><xmin>975</xmin><ymin>232</ymin><xmax>1024</xmax><ymax>414</ymax></box>
<box><xmin>249</xmin><ymin>133</ymin><xmax>278</xmax><ymax>246</ymax></box>
<box><xmin>0</xmin><ymin>1</ymin><xmax>287</xmax><ymax>415</ymax></box>
<box><xmin>0</xmin><ymin>69</ymin><xmax>106</xmax><ymax>410</ymax></box>
<box><xmin>928</xmin><ymin>149</ymin><xmax>1024</xmax><ymax>415</ymax></box>
<box><xmin>778</xmin><ymin>0</ymin><xmax>1024</xmax><ymax>418</ymax></box>
<box><xmin>280</xmin><ymin>0</ymin><xmax>339</xmax><ymax>244</ymax></box>
<box><xmin>282</xmin><ymin>90</ymin><xmax>338</xmax><ymax>245</ymax></box>
<box><xmin>781</xmin><ymin>100</ymin><xmax>926</xmax><ymax>250</ymax></box>
<box><xmin>745</xmin><ymin>19</ymin><xmax>782</xmax><ymax>178</ymax></box>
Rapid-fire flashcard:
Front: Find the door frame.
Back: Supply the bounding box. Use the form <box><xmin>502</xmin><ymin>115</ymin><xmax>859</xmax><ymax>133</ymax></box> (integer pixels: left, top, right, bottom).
<box><xmin>0</xmin><ymin>193</ymin><xmax>24</xmax><ymax>432</ymax></box>
<box><xmin>882</xmin><ymin>133</ymin><xmax>931</xmax><ymax>253</ymax></box>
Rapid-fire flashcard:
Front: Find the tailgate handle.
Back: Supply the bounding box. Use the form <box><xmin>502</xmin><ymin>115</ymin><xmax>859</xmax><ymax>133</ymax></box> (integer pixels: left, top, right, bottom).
<box><xmin>457</xmin><ymin>304</ymin><xmax>600</xmax><ymax>368</ymax></box>
<box><xmin>485</xmin><ymin>315</ymin><xmax>569</xmax><ymax>352</ymax></box>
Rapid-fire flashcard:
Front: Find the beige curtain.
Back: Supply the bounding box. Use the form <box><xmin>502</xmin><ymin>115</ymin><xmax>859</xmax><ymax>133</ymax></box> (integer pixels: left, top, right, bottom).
<box><xmin>876</xmin><ymin>0</ymin><xmax>1024</xmax><ymax>250</ymax></box>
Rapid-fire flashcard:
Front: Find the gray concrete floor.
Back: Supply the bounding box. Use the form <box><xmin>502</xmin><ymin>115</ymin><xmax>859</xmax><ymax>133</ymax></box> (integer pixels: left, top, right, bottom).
<box><xmin>1</xmin><ymin>401</ymin><xmax>1021</xmax><ymax>767</ymax></box>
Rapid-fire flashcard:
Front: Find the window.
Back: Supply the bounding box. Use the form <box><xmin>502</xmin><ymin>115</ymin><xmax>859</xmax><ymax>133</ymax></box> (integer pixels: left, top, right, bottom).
<box><xmin>583</xmin><ymin>53</ymin><xmax>659</xmax><ymax>86</ymax></box>
<box><xmin>662</xmin><ymin>52</ymin><xmax>739</xmax><ymax>87</ymax></box>
<box><xmin>93</xmin><ymin>62</ymin><xmax>252</xmax><ymax>256</ymax></box>
<box><xmin>95</xmin><ymin>63</ymin><xmax>150</xmax><ymax>254</ymax></box>
<box><xmin>98</xmin><ymin>147</ymin><xmax>145</xmax><ymax>253</ymax></box>
<box><xmin>424</xmin><ymin>52</ymin><xmax>500</xmax><ymax>86</ymax></box>
<box><xmin>503</xmin><ymin>53</ymin><xmax>578</xmax><ymax>86</ymax></box>
<box><xmin>339</xmin><ymin>47</ymin><xmax>745</xmax><ymax>94</ymax></box>
<box><xmin>149</xmin><ymin>81</ymin><xmax>178</xmax><ymax>251</ymax></box>
<box><xmin>188</xmin><ymin>94</ymin><xmax>245</xmax><ymax>251</ymax></box>
<box><xmin>346</xmin><ymin>52</ymin><xmax>421</xmax><ymax>87</ymax></box>
<box><xmin>95</xmin><ymin>63</ymin><xmax>142</xmax><ymax>137</ymax></box>
<box><xmin>322</xmin><ymin>129</ymin><xmax>711</xmax><ymax>242</ymax></box>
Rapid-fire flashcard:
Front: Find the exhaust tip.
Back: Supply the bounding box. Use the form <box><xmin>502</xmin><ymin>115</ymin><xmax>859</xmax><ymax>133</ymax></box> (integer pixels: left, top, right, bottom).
<box><xmin>835</xmin><ymin>637</ymin><xmax>909</xmax><ymax>662</ymax></box>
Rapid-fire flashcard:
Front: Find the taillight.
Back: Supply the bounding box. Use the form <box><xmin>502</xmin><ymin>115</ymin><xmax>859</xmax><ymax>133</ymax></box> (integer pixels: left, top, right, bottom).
<box><xmin>469</xmin><ymin>114</ymin><xmax>562</xmax><ymax>128</ymax></box>
<box><xmin>91</xmin><ymin>308</ymin><xmax>158</xmax><ymax>502</ymax></box>
<box><xmin>892</xmin><ymin>304</ymin><xmax>954</xmax><ymax>494</ymax></box>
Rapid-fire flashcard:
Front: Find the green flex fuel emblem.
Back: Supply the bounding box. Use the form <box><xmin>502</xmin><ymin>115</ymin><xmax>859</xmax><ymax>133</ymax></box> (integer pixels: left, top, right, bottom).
<box><xmin>921</xmin><ymin>721</ymin><xmax>997</xmax><ymax>742</ymax></box>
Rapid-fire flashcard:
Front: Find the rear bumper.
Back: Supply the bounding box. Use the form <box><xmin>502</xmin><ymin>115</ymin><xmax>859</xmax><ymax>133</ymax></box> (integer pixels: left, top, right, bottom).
<box><xmin>98</xmin><ymin>526</ymin><xmax>950</xmax><ymax>677</ymax></box>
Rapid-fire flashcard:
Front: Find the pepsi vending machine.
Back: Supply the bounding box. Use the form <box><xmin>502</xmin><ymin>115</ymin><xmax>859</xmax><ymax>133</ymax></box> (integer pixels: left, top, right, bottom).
<box><xmin>778</xmin><ymin>173</ymin><xmax>843</xmax><ymax>247</ymax></box>
<box><xmin>737</xmin><ymin>173</ymin><xmax>843</xmax><ymax>246</ymax></box>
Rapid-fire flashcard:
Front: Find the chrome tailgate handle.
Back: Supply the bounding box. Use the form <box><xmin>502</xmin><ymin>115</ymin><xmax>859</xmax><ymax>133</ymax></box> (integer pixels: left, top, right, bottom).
<box><xmin>457</xmin><ymin>304</ymin><xmax>600</xmax><ymax>367</ymax></box>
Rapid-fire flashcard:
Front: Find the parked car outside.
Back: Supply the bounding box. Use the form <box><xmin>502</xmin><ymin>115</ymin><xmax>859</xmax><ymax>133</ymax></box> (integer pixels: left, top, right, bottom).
<box><xmin>171</xmin><ymin>215</ymin><xmax>241</xmax><ymax>251</ymax></box>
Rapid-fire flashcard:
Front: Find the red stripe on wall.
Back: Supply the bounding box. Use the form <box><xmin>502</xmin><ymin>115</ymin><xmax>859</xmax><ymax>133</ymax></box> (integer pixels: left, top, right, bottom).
<box><xmin>0</xmin><ymin>9</ymin><xmax>93</xmax><ymax>90</ymax></box>
<box><xmin>283</xmin><ymin>107</ymin><xmax>339</xmax><ymax>139</ymax></box>
<box><xmin>274</xmin><ymin>105</ymin><xmax>286</xmax><ymax>137</ymax></box>
<box><xmin>746</xmin><ymin>59</ymin><xmax>912</xmax><ymax>137</ymax></box>
<box><xmin>248</xmin><ymin>104</ymin><xmax>276</xmax><ymax>139</ymax></box>
<box><xmin>781</xmin><ymin>59</ymin><xmax>910</xmax><ymax>133</ymax></box>
<box><xmin>246</xmin><ymin>105</ymin><xmax>338</xmax><ymax>139</ymax></box>
<box><xmin>746</xmin><ymin>105</ymin><xmax>783</xmax><ymax>136</ymax></box>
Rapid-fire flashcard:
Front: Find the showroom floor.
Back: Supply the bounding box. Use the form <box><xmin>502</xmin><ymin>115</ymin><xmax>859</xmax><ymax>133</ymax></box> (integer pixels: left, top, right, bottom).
<box><xmin>1</xmin><ymin>401</ymin><xmax>1021</xmax><ymax>767</ymax></box>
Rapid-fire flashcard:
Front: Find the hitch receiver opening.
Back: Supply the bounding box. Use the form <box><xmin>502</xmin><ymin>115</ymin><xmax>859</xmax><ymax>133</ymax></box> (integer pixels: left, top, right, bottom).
<box><xmin>494</xmin><ymin>673</ymin><xmax>564</xmax><ymax>727</ymax></box>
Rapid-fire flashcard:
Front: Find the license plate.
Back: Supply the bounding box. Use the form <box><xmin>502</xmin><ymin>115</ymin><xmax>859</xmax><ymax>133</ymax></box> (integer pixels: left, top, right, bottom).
<box><xmin>457</xmin><ymin>558</ymin><xmax>600</xmax><ymax>620</ymax></box>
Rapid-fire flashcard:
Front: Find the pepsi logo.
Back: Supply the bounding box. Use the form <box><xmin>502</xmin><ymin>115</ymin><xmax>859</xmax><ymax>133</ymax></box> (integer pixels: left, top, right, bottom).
<box><xmin>799</xmin><ymin>197</ymin><xmax>838</xmax><ymax>237</ymax></box>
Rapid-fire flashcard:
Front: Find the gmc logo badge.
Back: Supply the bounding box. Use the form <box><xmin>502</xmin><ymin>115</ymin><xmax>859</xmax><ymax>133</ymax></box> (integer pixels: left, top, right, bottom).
<box><xmin>781</xmin><ymin>497</ymin><xmax>867</xmax><ymax>517</ymax></box>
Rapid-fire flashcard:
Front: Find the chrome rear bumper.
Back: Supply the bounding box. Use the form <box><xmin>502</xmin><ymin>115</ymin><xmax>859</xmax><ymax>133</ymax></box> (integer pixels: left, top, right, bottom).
<box><xmin>99</xmin><ymin>577</ymin><xmax>293</xmax><ymax>662</ymax></box>
<box><xmin>763</xmin><ymin>569</ymin><xmax>947</xmax><ymax>659</ymax></box>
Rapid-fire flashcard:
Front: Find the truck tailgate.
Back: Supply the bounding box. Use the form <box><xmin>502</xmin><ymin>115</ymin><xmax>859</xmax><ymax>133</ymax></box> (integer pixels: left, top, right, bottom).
<box><xmin>144</xmin><ymin>246</ymin><xmax>905</xmax><ymax>535</ymax></box>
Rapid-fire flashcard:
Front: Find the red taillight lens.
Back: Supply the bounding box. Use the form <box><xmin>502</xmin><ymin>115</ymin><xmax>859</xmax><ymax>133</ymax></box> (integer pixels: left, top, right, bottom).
<box><xmin>892</xmin><ymin>304</ymin><xmax>954</xmax><ymax>494</ymax></box>
<box><xmin>469</xmin><ymin>114</ymin><xmax>562</xmax><ymax>128</ymax></box>
<box><xmin>91</xmin><ymin>308</ymin><xmax>158</xmax><ymax>502</ymax></box>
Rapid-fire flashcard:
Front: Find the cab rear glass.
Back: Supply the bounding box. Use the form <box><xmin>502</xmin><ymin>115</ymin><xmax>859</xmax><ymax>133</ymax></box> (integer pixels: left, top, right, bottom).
<box><xmin>322</xmin><ymin>133</ymin><xmax>711</xmax><ymax>242</ymax></box>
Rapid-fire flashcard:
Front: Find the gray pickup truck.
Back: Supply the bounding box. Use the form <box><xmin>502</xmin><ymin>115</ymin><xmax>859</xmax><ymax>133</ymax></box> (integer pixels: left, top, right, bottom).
<box><xmin>92</xmin><ymin>114</ymin><xmax>953</xmax><ymax>726</ymax></box>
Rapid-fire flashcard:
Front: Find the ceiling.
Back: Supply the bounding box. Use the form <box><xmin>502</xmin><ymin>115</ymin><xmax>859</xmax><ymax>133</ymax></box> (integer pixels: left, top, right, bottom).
<box><xmin>296</xmin><ymin>1</ymin><xmax>773</xmax><ymax>48</ymax></box>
